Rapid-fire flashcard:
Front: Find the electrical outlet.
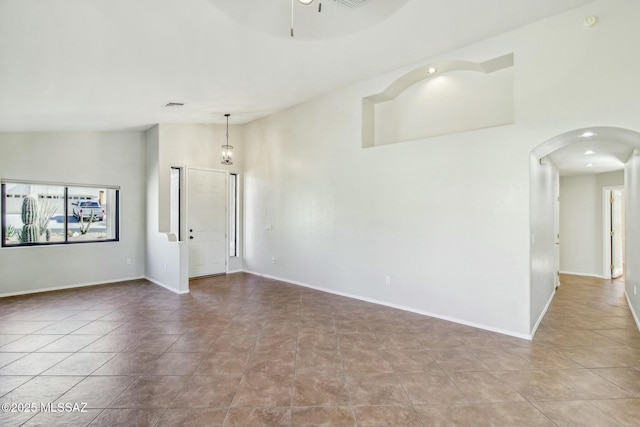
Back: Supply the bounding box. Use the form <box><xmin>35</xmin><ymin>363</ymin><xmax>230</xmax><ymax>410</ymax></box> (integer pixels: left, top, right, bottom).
<box><xmin>385</xmin><ymin>275</ymin><xmax>391</xmax><ymax>285</ymax></box>
<box><xmin>126</xmin><ymin>258</ymin><xmax>131</xmax><ymax>265</ymax></box>
<box><xmin>271</xmin><ymin>257</ymin><xmax>276</xmax><ymax>264</ymax></box>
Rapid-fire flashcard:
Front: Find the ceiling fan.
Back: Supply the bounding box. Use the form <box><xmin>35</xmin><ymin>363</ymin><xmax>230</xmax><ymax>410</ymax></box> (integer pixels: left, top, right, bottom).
<box><xmin>297</xmin><ymin>0</ymin><xmax>368</xmax><ymax>8</ymax></box>
<box><xmin>291</xmin><ymin>0</ymin><xmax>368</xmax><ymax>36</ymax></box>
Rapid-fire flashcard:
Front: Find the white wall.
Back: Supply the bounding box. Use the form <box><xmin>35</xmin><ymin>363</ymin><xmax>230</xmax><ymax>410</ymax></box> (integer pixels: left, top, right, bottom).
<box><xmin>625</xmin><ymin>154</ymin><xmax>640</xmax><ymax>329</ymax></box>
<box><xmin>529</xmin><ymin>157</ymin><xmax>558</xmax><ymax>332</ymax></box>
<box><xmin>244</xmin><ymin>94</ymin><xmax>531</xmax><ymax>338</ymax></box>
<box><xmin>242</xmin><ymin>0</ymin><xmax>640</xmax><ymax>338</ymax></box>
<box><xmin>144</xmin><ymin>126</ymin><xmax>186</xmax><ymax>293</ymax></box>
<box><xmin>0</xmin><ymin>131</ymin><xmax>145</xmax><ymax>296</ymax></box>
<box><xmin>560</xmin><ymin>171</ymin><xmax>624</xmax><ymax>277</ymax></box>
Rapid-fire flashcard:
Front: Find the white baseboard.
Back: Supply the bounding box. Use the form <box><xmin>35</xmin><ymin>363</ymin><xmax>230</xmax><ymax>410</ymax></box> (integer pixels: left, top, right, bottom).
<box><xmin>144</xmin><ymin>276</ymin><xmax>189</xmax><ymax>295</ymax></box>
<box><xmin>560</xmin><ymin>271</ymin><xmax>609</xmax><ymax>279</ymax></box>
<box><xmin>530</xmin><ymin>287</ymin><xmax>555</xmax><ymax>338</ymax></box>
<box><xmin>227</xmin><ymin>269</ymin><xmax>243</xmax><ymax>274</ymax></box>
<box><xmin>243</xmin><ymin>269</ymin><xmax>532</xmax><ymax>340</ymax></box>
<box><xmin>0</xmin><ymin>276</ymin><xmax>145</xmax><ymax>299</ymax></box>
<box><xmin>625</xmin><ymin>291</ymin><xmax>640</xmax><ymax>332</ymax></box>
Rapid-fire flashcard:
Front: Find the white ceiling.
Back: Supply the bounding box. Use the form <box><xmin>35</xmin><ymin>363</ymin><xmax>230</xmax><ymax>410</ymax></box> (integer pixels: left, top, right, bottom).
<box><xmin>546</xmin><ymin>127</ymin><xmax>640</xmax><ymax>176</ymax></box>
<box><xmin>0</xmin><ymin>0</ymin><xmax>594</xmax><ymax>132</ymax></box>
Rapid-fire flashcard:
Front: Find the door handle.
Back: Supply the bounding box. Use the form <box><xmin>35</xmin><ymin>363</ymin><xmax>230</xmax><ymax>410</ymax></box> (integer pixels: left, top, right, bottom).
<box><xmin>190</xmin><ymin>236</ymin><xmax>194</xmax><ymax>240</ymax></box>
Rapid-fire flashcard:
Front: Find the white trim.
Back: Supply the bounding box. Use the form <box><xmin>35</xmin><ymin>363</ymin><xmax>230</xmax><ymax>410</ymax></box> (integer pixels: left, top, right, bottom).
<box><xmin>530</xmin><ymin>287</ymin><xmax>555</xmax><ymax>337</ymax></box>
<box><xmin>243</xmin><ymin>270</ymin><xmax>532</xmax><ymax>340</ymax></box>
<box><xmin>603</xmin><ymin>187</ymin><xmax>612</xmax><ymax>279</ymax></box>
<box><xmin>227</xmin><ymin>269</ymin><xmax>243</xmax><ymax>274</ymax></box>
<box><xmin>1</xmin><ymin>178</ymin><xmax>120</xmax><ymax>190</ymax></box>
<box><xmin>603</xmin><ymin>186</ymin><xmax>625</xmax><ymax>280</ymax></box>
<box><xmin>559</xmin><ymin>270</ymin><xmax>609</xmax><ymax>279</ymax></box>
<box><xmin>0</xmin><ymin>276</ymin><xmax>145</xmax><ymax>298</ymax></box>
<box><xmin>625</xmin><ymin>291</ymin><xmax>640</xmax><ymax>332</ymax></box>
<box><xmin>144</xmin><ymin>276</ymin><xmax>190</xmax><ymax>295</ymax></box>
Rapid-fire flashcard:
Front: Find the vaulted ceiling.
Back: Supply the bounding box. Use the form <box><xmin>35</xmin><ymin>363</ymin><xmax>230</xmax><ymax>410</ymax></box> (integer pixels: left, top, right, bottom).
<box><xmin>0</xmin><ymin>0</ymin><xmax>594</xmax><ymax>132</ymax></box>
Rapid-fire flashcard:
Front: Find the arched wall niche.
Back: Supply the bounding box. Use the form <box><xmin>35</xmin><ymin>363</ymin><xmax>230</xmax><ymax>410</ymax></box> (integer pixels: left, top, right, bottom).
<box><xmin>362</xmin><ymin>53</ymin><xmax>514</xmax><ymax>148</ymax></box>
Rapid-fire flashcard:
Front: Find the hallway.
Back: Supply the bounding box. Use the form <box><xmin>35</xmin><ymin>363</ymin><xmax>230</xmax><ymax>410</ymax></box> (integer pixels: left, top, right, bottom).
<box><xmin>0</xmin><ymin>273</ymin><xmax>638</xmax><ymax>426</ymax></box>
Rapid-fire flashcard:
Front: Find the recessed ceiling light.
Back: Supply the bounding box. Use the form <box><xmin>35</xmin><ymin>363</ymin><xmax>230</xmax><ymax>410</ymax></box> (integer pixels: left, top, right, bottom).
<box><xmin>579</xmin><ymin>131</ymin><xmax>597</xmax><ymax>138</ymax></box>
<box><xmin>427</xmin><ymin>67</ymin><xmax>437</xmax><ymax>74</ymax></box>
<box><xmin>586</xmin><ymin>163</ymin><xmax>594</xmax><ymax>167</ymax></box>
<box><xmin>583</xmin><ymin>15</ymin><xmax>598</xmax><ymax>28</ymax></box>
<box><xmin>297</xmin><ymin>0</ymin><xmax>313</xmax><ymax>4</ymax></box>
<box><xmin>584</xmin><ymin>150</ymin><xmax>595</xmax><ymax>155</ymax></box>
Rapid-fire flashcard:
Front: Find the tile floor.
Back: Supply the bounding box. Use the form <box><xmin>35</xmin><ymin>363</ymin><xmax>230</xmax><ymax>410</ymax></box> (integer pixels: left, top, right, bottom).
<box><xmin>0</xmin><ymin>273</ymin><xmax>638</xmax><ymax>426</ymax></box>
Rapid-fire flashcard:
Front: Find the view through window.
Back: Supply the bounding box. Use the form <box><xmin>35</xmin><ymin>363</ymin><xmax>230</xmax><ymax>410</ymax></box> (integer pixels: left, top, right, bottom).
<box><xmin>2</xmin><ymin>181</ymin><xmax>119</xmax><ymax>246</ymax></box>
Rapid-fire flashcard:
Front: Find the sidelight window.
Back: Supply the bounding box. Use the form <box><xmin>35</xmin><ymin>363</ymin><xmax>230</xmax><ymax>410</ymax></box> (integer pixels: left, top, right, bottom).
<box><xmin>229</xmin><ymin>173</ymin><xmax>238</xmax><ymax>257</ymax></box>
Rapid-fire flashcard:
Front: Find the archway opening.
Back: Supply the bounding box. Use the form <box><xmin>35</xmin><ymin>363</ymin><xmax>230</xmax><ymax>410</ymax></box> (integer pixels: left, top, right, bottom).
<box><xmin>530</xmin><ymin>126</ymin><xmax>640</xmax><ymax>336</ymax></box>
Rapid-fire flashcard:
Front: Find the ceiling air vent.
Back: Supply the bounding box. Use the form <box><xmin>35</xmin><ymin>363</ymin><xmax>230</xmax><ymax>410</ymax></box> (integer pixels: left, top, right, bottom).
<box><xmin>334</xmin><ymin>0</ymin><xmax>368</xmax><ymax>9</ymax></box>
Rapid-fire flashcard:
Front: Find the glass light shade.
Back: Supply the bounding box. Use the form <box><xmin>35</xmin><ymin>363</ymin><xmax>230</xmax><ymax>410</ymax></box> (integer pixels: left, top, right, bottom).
<box><xmin>298</xmin><ymin>0</ymin><xmax>313</xmax><ymax>4</ymax></box>
<box><xmin>221</xmin><ymin>145</ymin><xmax>234</xmax><ymax>165</ymax></box>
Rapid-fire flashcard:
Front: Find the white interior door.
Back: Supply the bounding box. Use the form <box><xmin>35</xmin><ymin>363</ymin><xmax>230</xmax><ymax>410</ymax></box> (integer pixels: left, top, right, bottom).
<box><xmin>611</xmin><ymin>189</ymin><xmax>624</xmax><ymax>278</ymax></box>
<box><xmin>188</xmin><ymin>168</ymin><xmax>227</xmax><ymax>278</ymax></box>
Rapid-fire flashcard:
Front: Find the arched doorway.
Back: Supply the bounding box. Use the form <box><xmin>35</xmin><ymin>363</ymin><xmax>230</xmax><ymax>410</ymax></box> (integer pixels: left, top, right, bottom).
<box><xmin>529</xmin><ymin>126</ymin><xmax>640</xmax><ymax>336</ymax></box>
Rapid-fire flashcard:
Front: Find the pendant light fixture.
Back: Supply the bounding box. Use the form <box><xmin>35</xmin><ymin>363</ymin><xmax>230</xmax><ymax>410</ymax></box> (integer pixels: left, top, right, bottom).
<box><xmin>221</xmin><ymin>113</ymin><xmax>233</xmax><ymax>165</ymax></box>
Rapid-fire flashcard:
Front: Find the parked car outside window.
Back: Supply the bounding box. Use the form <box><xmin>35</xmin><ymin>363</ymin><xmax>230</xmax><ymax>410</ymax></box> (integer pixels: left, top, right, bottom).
<box><xmin>73</xmin><ymin>201</ymin><xmax>104</xmax><ymax>221</ymax></box>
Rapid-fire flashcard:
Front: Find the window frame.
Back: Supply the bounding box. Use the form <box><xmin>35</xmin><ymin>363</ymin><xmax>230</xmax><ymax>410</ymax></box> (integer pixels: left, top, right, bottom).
<box><xmin>1</xmin><ymin>180</ymin><xmax>120</xmax><ymax>247</ymax></box>
<box><xmin>229</xmin><ymin>173</ymin><xmax>238</xmax><ymax>257</ymax></box>
<box><xmin>170</xmin><ymin>167</ymin><xmax>182</xmax><ymax>242</ymax></box>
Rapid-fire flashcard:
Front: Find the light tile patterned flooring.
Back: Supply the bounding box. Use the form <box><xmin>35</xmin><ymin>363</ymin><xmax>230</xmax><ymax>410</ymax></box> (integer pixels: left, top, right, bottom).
<box><xmin>0</xmin><ymin>273</ymin><xmax>639</xmax><ymax>426</ymax></box>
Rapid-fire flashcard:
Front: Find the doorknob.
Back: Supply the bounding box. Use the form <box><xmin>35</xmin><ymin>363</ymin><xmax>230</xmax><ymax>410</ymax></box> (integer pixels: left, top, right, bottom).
<box><xmin>190</xmin><ymin>236</ymin><xmax>194</xmax><ymax>239</ymax></box>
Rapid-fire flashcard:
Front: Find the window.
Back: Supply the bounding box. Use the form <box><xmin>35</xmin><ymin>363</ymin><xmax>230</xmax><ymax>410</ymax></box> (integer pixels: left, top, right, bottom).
<box><xmin>229</xmin><ymin>173</ymin><xmax>238</xmax><ymax>257</ymax></box>
<box><xmin>1</xmin><ymin>180</ymin><xmax>119</xmax><ymax>247</ymax></box>
<box><xmin>170</xmin><ymin>167</ymin><xmax>181</xmax><ymax>240</ymax></box>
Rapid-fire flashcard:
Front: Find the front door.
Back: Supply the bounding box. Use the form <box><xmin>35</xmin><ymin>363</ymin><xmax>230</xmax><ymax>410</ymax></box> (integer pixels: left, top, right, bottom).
<box><xmin>187</xmin><ymin>168</ymin><xmax>227</xmax><ymax>278</ymax></box>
